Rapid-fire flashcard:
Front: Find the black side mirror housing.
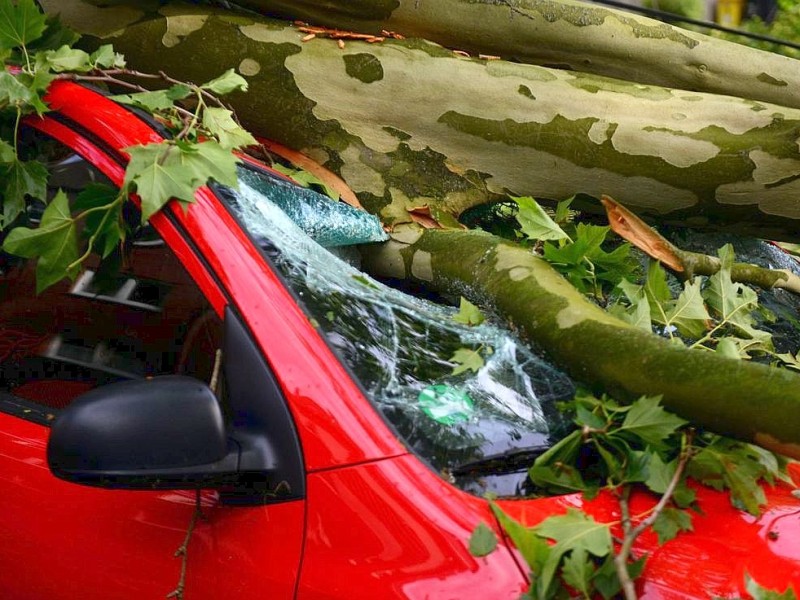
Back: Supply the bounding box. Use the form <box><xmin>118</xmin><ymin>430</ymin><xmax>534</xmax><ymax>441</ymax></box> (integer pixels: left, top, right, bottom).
<box><xmin>47</xmin><ymin>376</ymin><xmax>238</xmax><ymax>489</ymax></box>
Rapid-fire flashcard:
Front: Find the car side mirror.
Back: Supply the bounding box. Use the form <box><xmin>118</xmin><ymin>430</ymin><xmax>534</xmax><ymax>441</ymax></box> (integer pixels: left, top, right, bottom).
<box><xmin>47</xmin><ymin>376</ymin><xmax>239</xmax><ymax>489</ymax></box>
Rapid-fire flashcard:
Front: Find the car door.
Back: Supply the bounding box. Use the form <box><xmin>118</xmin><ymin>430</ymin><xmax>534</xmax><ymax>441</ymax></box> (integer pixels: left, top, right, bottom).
<box><xmin>0</xmin><ymin>126</ymin><xmax>305</xmax><ymax>599</ymax></box>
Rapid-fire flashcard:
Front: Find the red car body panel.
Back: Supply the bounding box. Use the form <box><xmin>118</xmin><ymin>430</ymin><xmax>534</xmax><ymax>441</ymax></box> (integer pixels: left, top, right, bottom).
<box><xmin>0</xmin><ymin>79</ymin><xmax>798</xmax><ymax>598</ymax></box>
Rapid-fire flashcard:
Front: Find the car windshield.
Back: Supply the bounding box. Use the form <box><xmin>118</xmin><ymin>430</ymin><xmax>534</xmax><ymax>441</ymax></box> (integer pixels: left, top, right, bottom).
<box><xmin>214</xmin><ymin>165</ymin><xmax>575</xmax><ymax>496</ymax></box>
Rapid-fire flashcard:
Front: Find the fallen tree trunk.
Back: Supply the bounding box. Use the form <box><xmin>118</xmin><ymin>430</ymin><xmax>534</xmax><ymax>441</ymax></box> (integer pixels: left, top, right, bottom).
<box><xmin>362</xmin><ymin>228</ymin><xmax>800</xmax><ymax>460</ymax></box>
<box><xmin>86</xmin><ymin>0</ymin><xmax>800</xmax><ymax>110</ymax></box>
<box><xmin>43</xmin><ymin>1</ymin><xmax>800</xmax><ymax>241</ymax></box>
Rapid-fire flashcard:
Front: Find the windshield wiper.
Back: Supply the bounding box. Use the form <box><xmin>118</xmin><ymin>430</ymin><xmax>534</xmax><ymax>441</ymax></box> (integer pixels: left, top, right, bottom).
<box><xmin>451</xmin><ymin>444</ymin><xmax>551</xmax><ymax>477</ymax></box>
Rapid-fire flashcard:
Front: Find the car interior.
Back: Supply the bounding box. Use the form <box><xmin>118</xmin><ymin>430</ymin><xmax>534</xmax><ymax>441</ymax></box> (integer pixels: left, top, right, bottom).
<box><xmin>0</xmin><ymin>134</ymin><xmax>222</xmax><ymax>424</ymax></box>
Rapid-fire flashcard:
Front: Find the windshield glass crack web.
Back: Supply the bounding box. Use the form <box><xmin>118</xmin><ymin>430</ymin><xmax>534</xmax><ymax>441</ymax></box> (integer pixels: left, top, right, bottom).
<box><xmin>220</xmin><ymin>166</ymin><xmax>575</xmax><ymax>496</ymax></box>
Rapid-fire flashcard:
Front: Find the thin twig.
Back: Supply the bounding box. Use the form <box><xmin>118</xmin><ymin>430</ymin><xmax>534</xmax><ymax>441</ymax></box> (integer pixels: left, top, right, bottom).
<box><xmin>166</xmin><ymin>490</ymin><xmax>204</xmax><ymax>600</ymax></box>
<box><xmin>612</xmin><ymin>432</ymin><xmax>695</xmax><ymax>600</ymax></box>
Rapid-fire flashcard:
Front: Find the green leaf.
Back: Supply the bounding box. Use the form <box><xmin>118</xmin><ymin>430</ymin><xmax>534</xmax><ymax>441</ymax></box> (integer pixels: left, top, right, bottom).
<box><xmin>0</xmin><ymin>0</ymin><xmax>46</xmax><ymax>51</ymax></box>
<box><xmin>664</xmin><ymin>278</ymin><xmax>710</xmax><ymax>339</ymax></box>
<box><xmin>28</xmin><ymin>14</ymin><xmax>79</xmax><ymax>53</ymax></box>
<box><xmin>0</xmin><ymin>138</ymin><xmax>14</xmax><ymax>162</ymax></box>
<box><xmin>450</xmin><ymin>347</ymin><xmax>485</xmax><ymax>375</ymax></box>
<box><xmin>514</xmin><ymin>196</ymin><xmax>570</xmax><ymax>242</ymax></box>
<box><xmin>1</xmin><ymin>157</ymin><xmax>47</xmax><ymax>226</ymax></box>
<box><xmin>113</xmin><ymin>85</ymin><xmax>191</xmax><ymax>112</ymax></box>
<box><xmin>592</xmin><ymin>555</ymin><xmax>646</xmax><ymax>599</ymax></box>
<box><xmin>715</xmin><ymin>336</ymin><xmax>743</xmax><ymax>359</ymax></box>
<box><xmin>611</xmin><ymin>280</ymin><xmax>652</xmax><ymax>331</ymax></box>
<box><xmin>201</xmin><ymin>106</ymin><xmax>257</xmax><ymax>151</ymax></box>
<box><xmin>704</xmin><ymin>245</ymin><xmax>771</xmax><ymax>343</ymax></box>
<box><xmin>201</xmin><ymin>68</ymin><xmax>249</xmax><ymax>95</ymax></box>
<box><xmin>0</xmin><ymin>70</ymin><xmax>45</xmax><ymax>109</ymax></box>
<box><xmin>644</xmin><ymin>452</ymin><xmax>677</xmax><ymax>494</ymax></box>
<box><xmin>124</xmin><ymin>142</ymin><xmax>201</xmax><ymax>221</ymax></box>
<box><xmin>37</xmin><ymin>45</ymin><xmax>91</xmax><ymax>72</ymax></box>
<box><xmin>745</xmin><ymin>573</ymin><xmax>798</xmax><ymax>600</ymax></box>
<box><xmin>453</xmin><ymin>297</ymin><xmax>485</xmax><ymax>326</ymax></box>
<box><xmin>90</xmin><ymin>44</ymin><xmax>125</xmax><ymax>69</ymax></box>
<box><xmin>652</xmin><ymin>507</ymin><xmax>693</xmax><ymax>544</ymax></box>
<box><xmin>561</xmin><ymin>547</ymin><xmax>594</xmax><ymax>597</ymax></box>
<box><xmin>490</xmin><ymin>503</ymin><xmax>552</xmax><ymax>576</ymax></box>
<box><xmin>271</xmin><ymin>163</ymin><xmax>338</xmax><ymax>200</ymax></box>
<box><xmin>468</xmin><ymin>522</ymin><xmax>498</xmax><ymax>557</ymax></box>
<box><xmin>643</xmin><ymin>260</ymin><xmax>672</xmax><ymax>316</ymax></box>
<box><xmin>2</xmin><ymin>189</ymin><xmax>79</xmax><ymax>292</ymax></box>
<box><xmin>536</xmin><ymin>508</ymin><xmax>612</xmax><ymax>597</ymax></box>
<box><xmin>553</xmin><ymin>196</ymin><xmax>575</xmax><ymax>224</ymax></box>
<box><xmin>617</xmin><ymin>396</ymin><xmax>687</xmax><ymax>448</ymax></box>
<box><xmin>173</xmin><ymin>140</ymin><xmax>239</xmax><ymax>189</ymax></box>
<box><xmin>73</xmin><ymin>184</ymin><xmax>123</xmax><ymax>258</ymax></box>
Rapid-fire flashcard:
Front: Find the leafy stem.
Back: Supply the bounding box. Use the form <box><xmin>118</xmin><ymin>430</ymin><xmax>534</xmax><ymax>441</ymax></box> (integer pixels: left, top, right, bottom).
<box><xmin>613</xmin><ymin>431</ymin><xmax>694</xmax><ymax>600</ymax></box>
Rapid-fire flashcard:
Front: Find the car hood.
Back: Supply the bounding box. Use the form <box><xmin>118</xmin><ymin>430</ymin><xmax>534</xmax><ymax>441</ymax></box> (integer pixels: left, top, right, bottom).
<box><xmin>493</xmin><ymin>462</ymin><xmax>800</xmax><ymax>598</ymax></box>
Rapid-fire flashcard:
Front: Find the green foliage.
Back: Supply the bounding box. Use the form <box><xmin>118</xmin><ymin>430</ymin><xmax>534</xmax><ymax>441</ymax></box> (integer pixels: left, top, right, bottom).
<box><xmin>467</xmin><ymin>522</ymin><xmax>498</xmax><ymax>557</ymax></box>
<box><xmin>452</xmin><ymin>296</ymin><xmax>485</xmax><ymax>326</ymax></box>
<box><xmin>709</xmin><ymin>4</ymin><xmax>800</xmax><ymax>60</ymax></box>
<box><xmin>473</xmin><ymin>393</ymin><xmax>789</xmax><ymax>597</ymax></box>
<box><xmin>514</xmin><ymin>196</ymin><xmax>638</xmax><ymax>297</ymax></box>
<box><xmin>643</xmin><ymin>0</ymin><xmax>704</xmax><ymax>19</ymax></box>
<box><xmin>0</xmin><ymin>0</ymin><xmax>255</xmax><ymax>292</ymax></box>
<box><xmin>610</xmin><ymin>245</ymin><xmax>782</xmax><ymax>362</ymax></box>
<box><xmin>449</xmin><ymin>346</ymin><xmax>487</xmax><ymax>375</ymax></box>
<box><xmin>746</xmin><ymin>574</ymin><xmax>799</xmax><ymax>600</ymax></box>
<box><xmin>514</xmin><ymin>196</ymin><xmax>569</xmax><ymax>242</ymax></box>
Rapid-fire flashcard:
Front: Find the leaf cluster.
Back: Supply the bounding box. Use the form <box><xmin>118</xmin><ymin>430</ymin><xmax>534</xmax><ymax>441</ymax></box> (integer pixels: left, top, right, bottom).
<box><xmin>611</xmin><ymin>244</ymin><xmax>779</xmax><ymax>361</ymax></box>
<box><xmin>0</xmin><ymin>0</ymin><xmax>257</xmax><ymax>292</ymax></box>
<box><xmin>470</xmin><ymin>393</ymin><xmax>789</xmax><ymax>598</ymax></box>
<box><xmin>514</xmin><ymin>196</ymin><xmax>638</xmax><ymax>298</ymax></box>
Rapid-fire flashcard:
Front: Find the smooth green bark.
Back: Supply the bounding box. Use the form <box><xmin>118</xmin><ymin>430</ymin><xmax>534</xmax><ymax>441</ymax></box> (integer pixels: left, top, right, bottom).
<box><xmin>43</xmin><ymin>1</ymin><xmax>800</xmax><ymax>241</ymax></box>
<box><xmin>362</xmin><ymin>228</ymin><xmax>800</xmax><ymax>458</ymax></box>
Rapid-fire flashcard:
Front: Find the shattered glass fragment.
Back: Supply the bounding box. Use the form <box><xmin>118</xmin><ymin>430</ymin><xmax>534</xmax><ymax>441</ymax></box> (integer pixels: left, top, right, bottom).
<box><xmin>216</xmin><ymin>165</ymin><xmax>575</xmax><ymax>495</ymax></box>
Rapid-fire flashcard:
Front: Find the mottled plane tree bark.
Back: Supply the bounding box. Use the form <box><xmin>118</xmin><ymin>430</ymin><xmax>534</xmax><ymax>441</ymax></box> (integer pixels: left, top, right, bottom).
<box><xmin>39</xmin><ymin>0</ymin><xmax>800</xmax><ymax>455</ymax></box>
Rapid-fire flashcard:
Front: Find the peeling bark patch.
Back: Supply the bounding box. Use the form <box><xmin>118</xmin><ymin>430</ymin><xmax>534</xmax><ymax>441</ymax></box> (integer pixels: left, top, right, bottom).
<box><xmin>239</xmin><ymin>22</ymin><xmax>289</xmax><ymax>41</ymax></box>
<box><xmin>238</xmin><ymin>58</ymin><xmax>261</xmax><ymax>76</ymax></box>
<box><xmin>411</xmin><ymin>251</ymin><xmax>434</xmax><ymax>281</ymax></box>
<box><xmin>343</xmin><ymin>54</ymin><xmax>385</xmax><ymax>83</ymax></box>
<box><xmin>160</xmin><ymin>14</ymin><xmax>208</xmax><ymax>48</ymax></box>
<box><xmin>555</xmin><ymin>306</ymin><xmax>588</xmax><ymax>329</ymax></box>
<box><xmin>758</xmin><ymin>73</ymin><xmax>789</xmax><ymax>87</ymax></box>
<box><xmin>508</xmin><ymin>267</ymin><xmax>531</xmax><ymax>281</ymax></box>
<box><xmin>37</xmin><ymin>0</ymin><xmax>144</xmax><ymax>38</ymax></box>
<box><xmin>518</xmin><ymin>85</ymin><xmax>535</xmax><ymax>100</ymax></box>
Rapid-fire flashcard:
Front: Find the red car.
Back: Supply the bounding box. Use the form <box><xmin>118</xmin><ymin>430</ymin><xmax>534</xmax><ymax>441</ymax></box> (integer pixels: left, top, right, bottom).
<box><xmin>0</xmin><ymin>80</ymin><xmax>799</xmax><ymax>599</ymax></box>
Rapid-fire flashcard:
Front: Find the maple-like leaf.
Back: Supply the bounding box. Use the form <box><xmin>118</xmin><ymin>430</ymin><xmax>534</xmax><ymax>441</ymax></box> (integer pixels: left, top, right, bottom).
<box><xmin>0</xmin><ymin>0</ymin><xmax>46</xmax><ymax>52</ymax></box>
<box><xmin>1</xmin><ymin>157</ymin><xmax>47</xmax><ymax>226</ymax></box>
<box><xmin>535</xmin><ymin>509</ymin><xmax>612</xmax><ymax>597</ymax></box>
<box><xmin>450</xmin><ymin>347</ymin><xmax>485</xmax><ymax>375</ymax></box>
<box><xmin>617</xmin><ymin>395</ymin><xmax>687</xmax><ymax>448</ymax></box>
<box><xmin>468</xmin><ymin>522</ymin><xmax>498</xmax><ymax>557</ymax></box>
<box><xmin>515</xmin><ymin>196</ymin><xmax>569</xmax><ymax>242</ymax></box>
<box><xmin>452</xmin><ymin>297</ymin><xmax>485</xmax><ymax>326</ymax></box>
<box><xmin>201</xmin><ymin>68</ymin><xmax>249</xmax><ymax>95</ymax></box>
<box><xmin>202</xmin><ymin>107</ymin><xmax>257</xmax><ymax>151</ymax></box>
<box><xmin>2</xmin><ymin>189</ymin><xmax>79</xmax><ymax>292</ymax></box>
<box><xmin>652</xmin><ymin>507</ymin><xmax>693</xmax><ymax>544</ymax></box>
<box><xmin>664</xmin><ymin>278</ymin><xmax>710</xmax><ymax>339</ymax></box>
<box><xmin>124</xmin><ymin>143</ymin><xmax>201</xmax><ymax>220</ymax></box>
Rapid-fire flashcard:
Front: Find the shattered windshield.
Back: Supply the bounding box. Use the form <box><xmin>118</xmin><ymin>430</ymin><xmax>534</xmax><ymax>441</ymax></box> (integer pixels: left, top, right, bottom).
<box><xmin>215</xmin><ymin>165</ymin><xmax>575</xmax><ymax>496</ymax></box>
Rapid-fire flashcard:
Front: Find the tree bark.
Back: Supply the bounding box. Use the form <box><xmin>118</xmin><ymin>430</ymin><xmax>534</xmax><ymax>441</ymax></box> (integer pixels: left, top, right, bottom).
<box><xmin>85</xmin><ymin>0</ymin><xmax>800</xmax><ymax>111</ymax></box>
<box><xmin>43</xmin><ymin>0</ymin><xmax>800</xmax><ymax>241</ymax></box>
<box><xmin>362</xmin><ymin>228</ymin><xmax>800</xmax><ymax>459</ymax></box>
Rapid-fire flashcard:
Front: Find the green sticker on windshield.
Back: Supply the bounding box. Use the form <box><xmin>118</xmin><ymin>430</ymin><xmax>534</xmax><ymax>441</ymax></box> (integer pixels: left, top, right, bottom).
<box><xmin>418</xmin><ymin>385</ymin><xmax>475</xmax><ymax>425</ymax></box>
